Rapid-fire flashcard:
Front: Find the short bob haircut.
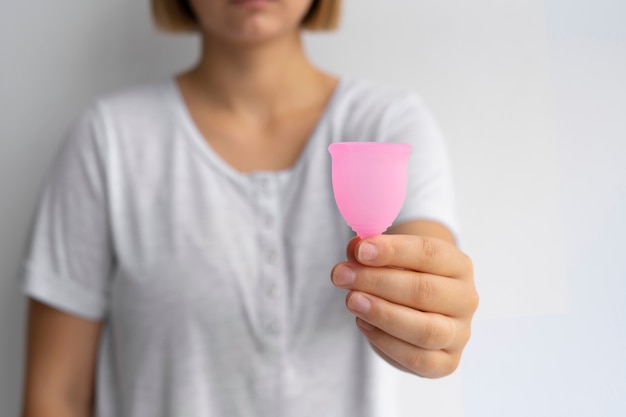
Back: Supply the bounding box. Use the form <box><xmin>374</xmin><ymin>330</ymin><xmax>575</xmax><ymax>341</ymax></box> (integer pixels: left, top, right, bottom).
<box><xmin>152</xmin><ymin>0</ymin><xmax>341</xmax><ymax>32</ymax></box>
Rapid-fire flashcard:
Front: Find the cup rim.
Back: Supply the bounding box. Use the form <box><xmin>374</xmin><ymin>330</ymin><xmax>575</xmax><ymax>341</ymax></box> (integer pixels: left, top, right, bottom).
<box><xmin>328</xmin><ymin>142</ymin><xmax>412</xmax><ymax>154</ymax></box>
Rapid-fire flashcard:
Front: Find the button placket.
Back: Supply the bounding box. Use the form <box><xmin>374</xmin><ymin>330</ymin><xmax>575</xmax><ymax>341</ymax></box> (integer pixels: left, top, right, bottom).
<box><xmin>255</xmin><ymin>174</ymin><xmax>285</xmax><ymax>340</ymax></box>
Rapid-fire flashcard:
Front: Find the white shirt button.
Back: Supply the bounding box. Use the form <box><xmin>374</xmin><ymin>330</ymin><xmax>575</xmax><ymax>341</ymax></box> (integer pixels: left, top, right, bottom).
<box><xmin>259</xmin><ymin>178</ymin><xmax>270</xmax><ymax>192</ymax></box>
<box><xmin>264</xmin><ymin>215</ymin><xmax>274</xmax><ymax>228</ymax></box>
<box><xmin>266</xmin><ymin>320</ymin><xmax>281</xmax><ymax>335</ymax></box>
<box><xmin>266</xmin><ymin>251</ymin><xmax>277</xmax><ymax>265</ymax></box>
<box><xmin>266</xmin><ymin>284</ymin><xmax>280</xmax><ymax>299</ymax></box>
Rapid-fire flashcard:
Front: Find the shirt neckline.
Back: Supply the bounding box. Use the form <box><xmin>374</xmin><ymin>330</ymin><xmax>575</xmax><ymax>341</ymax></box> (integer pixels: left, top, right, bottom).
<box><xmin>168</xmin><ymin>76</ymin><xmax>345</xmax><ymax>184</ymax></box>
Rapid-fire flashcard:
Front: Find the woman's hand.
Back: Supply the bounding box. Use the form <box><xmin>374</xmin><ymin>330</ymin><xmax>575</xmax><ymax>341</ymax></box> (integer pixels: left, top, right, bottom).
<box><xmin>331</xmin><ymin>233</ymin><xmax>478</xmax><ymax>378</ymax></box>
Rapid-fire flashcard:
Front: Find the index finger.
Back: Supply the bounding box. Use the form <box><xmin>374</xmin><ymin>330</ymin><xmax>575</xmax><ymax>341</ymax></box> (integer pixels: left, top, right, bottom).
<box><xmin>353</xmin><ymin>234</ymin><xmax>472</xmax><ymax>278</ymax></box>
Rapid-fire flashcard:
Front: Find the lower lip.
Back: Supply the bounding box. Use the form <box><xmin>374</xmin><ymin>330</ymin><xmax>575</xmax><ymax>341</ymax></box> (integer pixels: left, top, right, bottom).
<box><xmin>231</xmin><ymin>0</ymin><xmax>273</xmax><ymax>8</ymax></box>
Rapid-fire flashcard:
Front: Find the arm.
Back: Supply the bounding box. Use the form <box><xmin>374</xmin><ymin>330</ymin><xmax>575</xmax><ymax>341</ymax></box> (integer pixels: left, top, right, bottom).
<box><xmin>22</xmin><ymin>299</ymin><xmax>103</xmax><ymax>417</ymax></box>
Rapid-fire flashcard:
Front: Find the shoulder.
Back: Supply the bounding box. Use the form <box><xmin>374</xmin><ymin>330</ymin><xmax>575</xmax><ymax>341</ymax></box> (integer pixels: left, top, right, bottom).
<box><xmin>88</xmin><ymin>79</ymin><xmax>176</xmax><ymax>127</ymax></box>
<box><xmin>62</xmin><ymin>79</ymin><xmax>180</xmax><ymax>163</ymax></box>
<box><xmin>330</xmin><ymin>78</ymin><xmax>431</xmax><ymax>140</ymax></box>
<box><xmin>335</xmin><ymin>78</ymin><xmax>426</xmax><ymax>114</ymax></box>
<box><xmin>69</xmin><ymin>79</ymin><xmax>180</xmax><ymax>155</ymax></box>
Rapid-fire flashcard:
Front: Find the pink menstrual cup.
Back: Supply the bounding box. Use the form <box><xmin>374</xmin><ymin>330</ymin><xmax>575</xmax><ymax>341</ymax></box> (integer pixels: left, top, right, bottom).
<box><xmin>328</xmin><ymin>142</ymin><xmax>412</xmax><ymax>238</ymax></box>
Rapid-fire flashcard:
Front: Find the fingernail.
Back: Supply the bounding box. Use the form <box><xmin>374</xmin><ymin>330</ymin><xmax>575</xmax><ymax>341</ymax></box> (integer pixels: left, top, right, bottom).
<box><xmin>332</xmin><ymin>265</ymin><xmax>356</xmax><ymax>287</ymax></box>
<box><xmin>348</xmin><ymin>293</ymin><xmax>371</xmax><ymax>314</ymax></box>
<box><xmin>358</xmin><ymin>242</ymin><xmax>377</xmax><ymax>262</ymax></box>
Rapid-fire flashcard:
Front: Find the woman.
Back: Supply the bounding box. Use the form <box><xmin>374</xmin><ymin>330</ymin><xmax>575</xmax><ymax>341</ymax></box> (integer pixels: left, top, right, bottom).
<box><xmin>21</xmin><ymin>0</ymin><xmax>478</xmax><ymax>416</ymax></box>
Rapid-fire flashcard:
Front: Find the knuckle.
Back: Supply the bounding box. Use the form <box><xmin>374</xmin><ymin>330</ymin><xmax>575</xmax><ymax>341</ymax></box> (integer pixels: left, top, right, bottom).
<box><xmin>460</xmin><ymin>325</ymin><xmax>472</xmax><ymax>347</ymax></box>
<box><xmin>384</xmin><ymin>237</ymin><xmax>400</xmax><ymax>264</ymax></box>
<box><xmin>468</xmin><ymin>288</ymin><xmax>480</xmax><ymax>312</ymax></box>
<box><xmin>412</xmin><ymin>275</ymin><xmax>435</xmax><ymax>306</ymax></box>
<box><xmin>407</xmin><ymin>349</ymin><xmax>427</xmax><ymax>373</ymax></box>
<box><xmin>413</xmin><ymin>352</ymin><xmax>443</xmax><ymax>378</ymax></box>
<box><xmin>414</xmin><ymin>353</ymin><xmax>459</xmax><ymax>379</ymax></box>
<box><xmin>421</xmin><ymin>316</ymin><xmax>455</xmax><ymax>349</ymax></box>
<box><xmin>462</xmin><ymin>253</ymin><xmax>474</xmax><ymax>274</ymax></box>
<box><xmin>362</xmin><ymin>267</ymin><xmax>386</xmax><ymax>294</ymax></box>
<box><xmin>380</xmin><ymin>235</ymin><xmax>406</xmax><ymax>265</ymax></box>
<box><xmin>375</xmin><ymin>301</ymin><xmax>395</xmax><ymax>328</ymax></box>
<box><xmin>421</xmin><ymin>238</ymin><xmax>438</xmax><ymax>264</ymax></box>
<box><xmin>421</xmin><ymin>317</ymin><xmax>441</xmax><ymax>347</ymax></box>
<box><xmin>442</xmin><ymin>354</ymin><xmax>461</xmax><ymax>377</ymax></box>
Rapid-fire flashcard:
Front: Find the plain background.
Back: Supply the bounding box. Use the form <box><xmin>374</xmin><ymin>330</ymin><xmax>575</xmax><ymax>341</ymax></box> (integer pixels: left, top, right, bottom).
<box><xmin>1</xmin><ymin>0</ymin><xmax>624</xmax><ymax>416</ymax></box>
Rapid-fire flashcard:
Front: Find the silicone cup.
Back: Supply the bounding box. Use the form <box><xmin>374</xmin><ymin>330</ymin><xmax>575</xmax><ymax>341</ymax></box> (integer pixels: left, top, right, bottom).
<box><xmin>328</xmin><ymin>142</ymin><xmax>412</xmax><ymax>238</ymax></box>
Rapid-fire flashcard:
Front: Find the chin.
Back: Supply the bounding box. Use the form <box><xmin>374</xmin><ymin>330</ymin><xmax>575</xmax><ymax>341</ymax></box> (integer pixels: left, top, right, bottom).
<box><xmin>206</xmin><ymin>11</ymin><xmax>302</xmax><ymax>45</ymax></box>
<box><xmin>215</xmin><ymin>27</ymin><xmax>299</xmax><ymax>46</ymax></box>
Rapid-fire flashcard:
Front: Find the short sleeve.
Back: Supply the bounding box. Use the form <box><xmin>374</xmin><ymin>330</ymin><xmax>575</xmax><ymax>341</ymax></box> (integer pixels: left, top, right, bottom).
<box><xmin>21</xmin><ymin>104</ymin><xmax>114</xmax><ymax>320</ymax></box>
<box><xmin>385</xmin><ymin>94</ymin><xmax>459</xmax><ymax>239</ymax></box>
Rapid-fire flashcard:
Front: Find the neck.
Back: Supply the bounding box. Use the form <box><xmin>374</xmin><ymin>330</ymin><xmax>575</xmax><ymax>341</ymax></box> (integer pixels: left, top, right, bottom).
<box><xmin>184</xmin><ymin>30</ymin><xmax>323</xmax><ymax>116</ymax></box>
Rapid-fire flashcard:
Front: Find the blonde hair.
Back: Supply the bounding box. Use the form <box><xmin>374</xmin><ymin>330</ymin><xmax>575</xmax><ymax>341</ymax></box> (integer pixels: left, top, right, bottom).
<box><xmin>151</xmin><ymin>0</ymin><xmax>341</xmax><ymax>32</ymax></box>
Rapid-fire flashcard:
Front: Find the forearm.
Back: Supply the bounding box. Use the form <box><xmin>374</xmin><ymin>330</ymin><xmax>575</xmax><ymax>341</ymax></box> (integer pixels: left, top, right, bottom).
<box><xmin>22</xmin><ymin>397</ymin><xmax>92</xmax><ymax>417</ymax></box>
<box><xmin>23</xmin><ymin>300</ymin><xmax>101</xmax><ymax>417</ymax></box>
<box><xmin>22</xmin><ymin>382</ymin><xmax>94</xmax><ymax>417</ymax></box>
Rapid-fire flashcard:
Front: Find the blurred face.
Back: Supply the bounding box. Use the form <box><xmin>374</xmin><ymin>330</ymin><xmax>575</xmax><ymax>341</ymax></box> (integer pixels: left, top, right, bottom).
<box><xmin>189</xmin><ymin>0</ymin><xmax>315</xmax><ymax>44</ymax></box>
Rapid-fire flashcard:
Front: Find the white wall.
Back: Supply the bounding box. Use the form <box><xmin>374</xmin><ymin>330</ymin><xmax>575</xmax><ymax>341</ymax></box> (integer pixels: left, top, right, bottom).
<box><xmin>1</xmin><ymin>1</ymin><xmax>624</xmax><ymax>416</ymax></box>
<box><xmin>459</xmin><ymin>1</ymin><xmax>626</xmax><ymax>415</ymax></box>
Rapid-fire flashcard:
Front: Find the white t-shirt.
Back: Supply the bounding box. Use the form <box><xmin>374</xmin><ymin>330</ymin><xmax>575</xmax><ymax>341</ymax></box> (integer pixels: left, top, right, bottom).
<box><xmin>22</xmin><ymin>77</ymin><xmax>458</xmax><ymax>417</ymax></box>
